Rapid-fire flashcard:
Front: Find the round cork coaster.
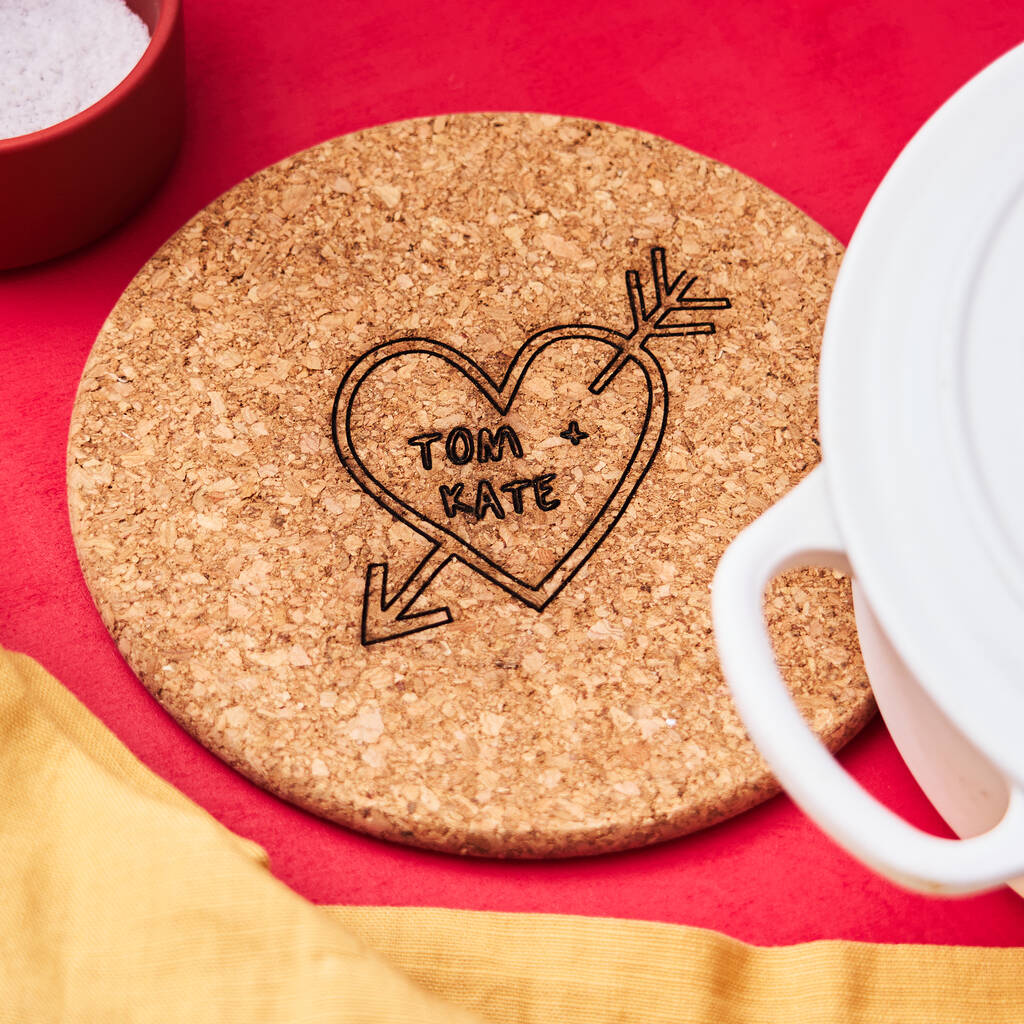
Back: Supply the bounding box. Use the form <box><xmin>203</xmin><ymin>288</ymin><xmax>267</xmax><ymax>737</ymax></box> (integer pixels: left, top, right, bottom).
<box><xmin>68</xmin><ymin>113</ymin><xmax>871</xmax><ymax>857</ymax></box>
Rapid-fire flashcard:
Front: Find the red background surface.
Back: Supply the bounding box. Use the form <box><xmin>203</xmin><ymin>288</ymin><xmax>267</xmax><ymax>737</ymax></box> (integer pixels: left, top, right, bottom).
<box><xmin>3</xmin><ymin>0</ymin><xmax>1024</xmax><ymax>946</ymax></box>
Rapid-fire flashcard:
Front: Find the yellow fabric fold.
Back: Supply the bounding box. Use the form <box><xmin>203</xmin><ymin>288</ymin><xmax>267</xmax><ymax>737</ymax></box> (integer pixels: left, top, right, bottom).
<box><xmin>0</xmin><ymin>650</ymin><xmax>481</xmax><ymax>1024</ymax></box>
<box><xmin>1</xmin><ymin>647</ymin><xmax>1021</xmax><ymax>1024</ymax></box>
<box><xmin>331</xmin><ymin>906</ymin><xmax>1024</xmax><ymax>1024</ymax></box>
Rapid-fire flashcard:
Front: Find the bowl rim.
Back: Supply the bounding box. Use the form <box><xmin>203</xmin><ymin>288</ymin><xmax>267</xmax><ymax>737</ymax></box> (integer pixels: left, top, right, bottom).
<box><xmin>0</xmin><ymin>0</ymin><xmax>182</xmax><ymax>153</ymax></box>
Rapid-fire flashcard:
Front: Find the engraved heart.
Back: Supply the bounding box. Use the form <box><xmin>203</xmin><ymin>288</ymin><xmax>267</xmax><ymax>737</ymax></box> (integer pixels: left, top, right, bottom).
<box><xmin>333</xmin><ymin>328</ymin><xmax>665</xmax><ymax>610</ymax></box>
<box><xmin>331</xmin><ymin>249</ymin><xmax>729</xmax><ymax>644</ymax></box>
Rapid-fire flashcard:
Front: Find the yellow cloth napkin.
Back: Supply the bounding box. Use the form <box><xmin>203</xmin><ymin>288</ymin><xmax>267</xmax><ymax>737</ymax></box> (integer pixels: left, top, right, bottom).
<box><xmin>2</xmin><ymin>647</ymin><xmax>1022</xmax><ymax>1023</ymax></box>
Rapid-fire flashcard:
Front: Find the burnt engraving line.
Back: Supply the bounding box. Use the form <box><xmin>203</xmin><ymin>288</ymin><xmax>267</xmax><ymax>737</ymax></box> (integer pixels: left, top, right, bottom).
<box><xmin>530</xmin><ymin>343</ymin><xmax>668</xmax><ymax>598</ymax></box>
<box><xmin>333</xmin><ymin>329</ymin><xmax>655</xmax><ymax>607</ymax></box>
<box><xmin>589</xmin><ymin>246</ymin><xmax>731</xmax><ymax>394</ymax></box>
<box><xmin>361</xmin><ymin>545</ymin><xmax>455</xmax><ymax>646</ymax></box>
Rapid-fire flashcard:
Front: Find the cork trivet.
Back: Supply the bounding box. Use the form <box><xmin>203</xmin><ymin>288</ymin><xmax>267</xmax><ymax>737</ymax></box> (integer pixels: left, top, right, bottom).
<box><xmin>68</xmin><ymin>114</ymin><xmax>871</xmax><ymax>857</ymax></box>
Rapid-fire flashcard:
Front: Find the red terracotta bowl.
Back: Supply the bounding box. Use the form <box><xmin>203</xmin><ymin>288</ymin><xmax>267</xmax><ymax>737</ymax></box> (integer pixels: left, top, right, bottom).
<box><xmin>0</xmin><ymin>0</ymin><xmax>185</xmax><ymax>270</ymax></box>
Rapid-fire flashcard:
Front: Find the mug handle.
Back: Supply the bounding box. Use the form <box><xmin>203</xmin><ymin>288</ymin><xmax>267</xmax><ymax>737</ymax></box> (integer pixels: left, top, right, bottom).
<box><xmin>712</xmin><ymin>465</ymin><xmax>1024</xmax><ymax>894</ymax></box>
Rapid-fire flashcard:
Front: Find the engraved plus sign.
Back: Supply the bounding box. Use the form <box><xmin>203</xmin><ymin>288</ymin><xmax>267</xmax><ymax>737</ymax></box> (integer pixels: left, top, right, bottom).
<box><xmin>559</xmin><ymin>420</ymin><xmax>589</xmax><ymax>446</ymax></box>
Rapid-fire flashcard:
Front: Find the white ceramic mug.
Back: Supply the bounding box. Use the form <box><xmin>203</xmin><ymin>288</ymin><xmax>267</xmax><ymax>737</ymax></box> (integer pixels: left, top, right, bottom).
<box><xmin>713</xmin><ymin>469</ymin><xmax>1024</xmax><ymax>894</ymax></box>
<box><xmin>711</xmin><ymin>42</ymin><xmax>1024</xmax><ymax>895</ymax></box>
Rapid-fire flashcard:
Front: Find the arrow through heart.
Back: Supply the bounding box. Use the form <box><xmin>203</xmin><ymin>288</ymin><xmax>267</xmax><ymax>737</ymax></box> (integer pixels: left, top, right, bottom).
<box><xmin>331</xmin><ymin>248</ymin><xmax>730</xmax><ymax>645</ymax></box>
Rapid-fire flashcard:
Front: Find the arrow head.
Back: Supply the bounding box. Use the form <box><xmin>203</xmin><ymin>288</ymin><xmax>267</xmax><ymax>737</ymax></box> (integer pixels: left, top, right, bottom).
<box><xmin>361</xmin><ymin>559</ymin><xmax>453</xmax><ymax>646</ymax></box>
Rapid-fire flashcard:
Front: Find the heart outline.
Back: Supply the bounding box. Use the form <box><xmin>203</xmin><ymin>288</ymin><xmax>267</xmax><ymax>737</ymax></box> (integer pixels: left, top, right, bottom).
<box><xmin>331</xmin><ymin>327</ymin><xmax>668</xmax><ymax>610</ymax></box>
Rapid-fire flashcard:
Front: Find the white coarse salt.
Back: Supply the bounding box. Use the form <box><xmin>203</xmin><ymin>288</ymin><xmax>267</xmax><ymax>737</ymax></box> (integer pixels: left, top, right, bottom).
<box><xmin>0</xmin><ymin>0</ymin><xmax>151</xmax><ymax>140</ymax></box>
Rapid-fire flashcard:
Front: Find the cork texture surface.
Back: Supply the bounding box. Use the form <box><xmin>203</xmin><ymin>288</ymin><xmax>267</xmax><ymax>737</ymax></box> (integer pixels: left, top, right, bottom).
<box><xmin>67</xmin><ymin>113</ymin><xmax>871</xmax><ymax>857</ymax></box>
